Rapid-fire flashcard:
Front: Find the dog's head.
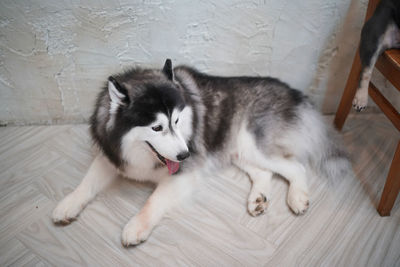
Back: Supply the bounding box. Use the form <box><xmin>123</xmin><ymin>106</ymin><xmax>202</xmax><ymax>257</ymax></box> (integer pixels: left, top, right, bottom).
<box><xmin>106</xmin><ymin>59</ymin><xmax>192</xmax><ymax>174</ymax></box>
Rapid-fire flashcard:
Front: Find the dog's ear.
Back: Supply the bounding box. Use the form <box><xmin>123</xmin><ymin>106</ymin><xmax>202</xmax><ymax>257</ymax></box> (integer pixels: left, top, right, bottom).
<box><xmin>108</xmin><ymin>76</ymin><xmax>129</xmax><ymax>104</ymax></box>
<box><xmin>162</xmin><ymin>59</ymin><xmax>174</xmax><ymax>81</ymax></box>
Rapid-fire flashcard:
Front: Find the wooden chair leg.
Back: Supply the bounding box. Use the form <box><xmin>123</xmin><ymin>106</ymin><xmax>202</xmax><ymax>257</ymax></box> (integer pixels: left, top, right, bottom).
<box><xmin>334</xmin><ymin>50</ymin><xmax>363</xmax><ymax>131</ymax></box>
<box><xmin>377</xmin><ymin>141</ymin><xmax>400</xmax><ymax>216</ymax></box>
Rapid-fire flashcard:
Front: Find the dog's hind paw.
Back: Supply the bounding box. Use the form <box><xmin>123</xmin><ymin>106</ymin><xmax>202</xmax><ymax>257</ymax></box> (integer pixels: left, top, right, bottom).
<box><xmin>352</xmin><ymin>89</ymin><xmax>368</xmax><ymax>112</ymax></box>
<box><xmin>121</xmin><ymin>216</ymin><xmax>152</xmax><ymax>247</ymax></box>
<box><xmin>287</xmin><ymin>186</ymin><xmax>309</xmax><ymax>215</ymax></box>
<box><xmin>248</xmin><ymin>193</ymin><xmax>269</xmax><ymax>217</ymax></box>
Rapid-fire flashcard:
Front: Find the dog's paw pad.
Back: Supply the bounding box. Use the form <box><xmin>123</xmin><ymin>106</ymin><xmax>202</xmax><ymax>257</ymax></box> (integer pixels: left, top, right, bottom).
<box><xmin>287</xmin><ymin>187</ymin><xmax>309</xmax><ymax>215</ymax></box>
<box><xmin>248</xmin><ymin>193</ymin><xmax>269</xmax><ymax>216</ymax></box>
<box><xmin>121</xmin><ymin>217</ymin><xmax>151</xmax><ymax>247</ymax></box>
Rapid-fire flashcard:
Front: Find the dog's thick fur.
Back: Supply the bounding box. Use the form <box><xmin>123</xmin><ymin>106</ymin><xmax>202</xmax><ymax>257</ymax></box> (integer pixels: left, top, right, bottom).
<box><xmin>353</xmin><ymin>0</ymin><xmax>400</xmax><ymax>111</ymax></box>
<box><xmin>53</xmin><ymin>60</ymin><xmax>350</xmax><ymax>246</ymax></box>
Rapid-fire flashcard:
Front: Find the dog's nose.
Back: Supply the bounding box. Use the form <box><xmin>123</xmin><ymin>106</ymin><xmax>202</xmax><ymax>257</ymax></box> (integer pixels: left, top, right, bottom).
<box><xmin>176</xmin><ymin>151</ymin><xmax>190</xmax><ymax>161</ymax></box>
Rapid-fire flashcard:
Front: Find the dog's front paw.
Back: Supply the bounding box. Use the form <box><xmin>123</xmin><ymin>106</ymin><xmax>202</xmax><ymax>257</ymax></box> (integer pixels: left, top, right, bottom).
<box><xmin>121</xmin><ymin>216</ymin><xmax>152</xmax><ymax>247</ymax></box>
<box><xmin>352</xmin><ymin>89</ymin><xmax>368</xmax><ymax>112</ymax></box>
<box><xmin>287</xmin><ymin>186</ymin><xmax>309</xmax><ymax>215</ymax></box>
<box><xmin>52</xmin><ymin>194</ymin><xmax>84</xmax><ymax>225</ymax></box>
<box><xmin>248</xmin><ymin>192</ymin><xmax>269</xmax><ymax>216</ymax></box>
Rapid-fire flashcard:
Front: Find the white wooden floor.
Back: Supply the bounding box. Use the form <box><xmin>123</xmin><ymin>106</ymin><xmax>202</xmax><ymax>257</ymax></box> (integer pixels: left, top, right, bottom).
<box><xmin>0</xmin><ymin>114</ymin><xmax>399</xmax><ymax>266</ymax></box>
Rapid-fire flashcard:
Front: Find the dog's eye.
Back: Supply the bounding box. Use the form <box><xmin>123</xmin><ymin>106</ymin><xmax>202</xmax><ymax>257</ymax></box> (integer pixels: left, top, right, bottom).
<box><xmin>175</xmin><ymin>118</ymin><xmax>179</xmax><ymax>124</ymax></box>
<box><xmin>152</xmin><ymin>125</ymin><xmax>163</xmax><ymax>132</ymax></box>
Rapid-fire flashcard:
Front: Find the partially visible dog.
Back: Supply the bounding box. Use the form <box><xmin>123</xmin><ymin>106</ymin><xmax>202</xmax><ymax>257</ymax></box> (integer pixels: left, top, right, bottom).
<box><xmin>52</xmin><ymin>59</ymin><xmax>350</xmax><ymax>247</ymax></box>
<box><xmin>353</xmin><ymin>0</ymin><xmax>400</xmax><ymax>111</ymax></box>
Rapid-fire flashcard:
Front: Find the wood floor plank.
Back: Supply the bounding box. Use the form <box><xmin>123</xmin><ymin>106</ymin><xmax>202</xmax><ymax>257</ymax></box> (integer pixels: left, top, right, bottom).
<box><xmin>0</xmin><ymin>238</ymin><xmax>29</xmax><ymax>266</ymax></box>
<box><xmin>0</xmin><ymin>185</ymin><xmax>53</xmax><ymax>244</ymax></box>
<box><xmin>0</xmin><ymin>146</ymin><xmax>65</xmax><ymax>198</ymax></box>
<box><xmin>0</xmin><ymin>126</ymin><xmax>70</xmax><ymax>161</ymax></box>
<box><xmin>18</xmin><ymin>218</ymin><xmax>131</xmax><ymax>266</ymax></box>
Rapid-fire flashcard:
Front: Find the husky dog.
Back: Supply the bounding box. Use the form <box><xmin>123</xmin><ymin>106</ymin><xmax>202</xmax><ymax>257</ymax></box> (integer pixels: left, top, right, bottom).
<box><xmin>353</xmin><ymin>0</ymin><xmax>400</xmax><ymax>111</ymax></box>
<box><xmin>52</xmin><ymin>59</ymin><xmax>350</xmax><ymax>246</ymax></box>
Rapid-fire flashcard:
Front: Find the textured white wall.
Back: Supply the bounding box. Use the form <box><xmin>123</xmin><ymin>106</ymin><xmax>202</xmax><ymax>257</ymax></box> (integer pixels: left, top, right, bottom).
<box><xmin>0</xmin><ymin>0</ymin><xmax>384</xmax><ymax>125</ymax></box>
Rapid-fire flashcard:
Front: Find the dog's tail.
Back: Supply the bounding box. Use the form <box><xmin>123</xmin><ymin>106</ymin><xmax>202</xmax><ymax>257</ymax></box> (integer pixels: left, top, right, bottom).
<box><xmin>299</xmin><ymin>107</ymin><xmax>353</xmax><ymax>182</ymax></box>
<box><xmin>314</xmin><ymin>127</ymin><xmax>353</xmax><ymax>182</ymax></box>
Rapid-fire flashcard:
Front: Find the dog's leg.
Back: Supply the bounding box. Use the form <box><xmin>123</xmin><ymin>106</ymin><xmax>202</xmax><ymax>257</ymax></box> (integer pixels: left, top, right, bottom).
<box><xmin>121</xmin><ymin>172</ymin><xmax>196</xmax><ymax>246</ymax></box>
<box><xmin>353</xmin><ymin>19</ymin><xmax>382</xmax><ymax>111</ymax></box>
<box><xmin>353</xmin><ymin>22</ymin><xmax>399</xmax><ymax>111</ymax></box>
<box><xmin>52</xmin><ymin>154</ymin><xmax>117</xmax><ymax>224</ymax></box>
<box><xmin>233</xmin><ymin>161</ymin><xmax>272</xmax><ymax>216</ymax></box>
<box><xmin>236</xmin><ymin>128</ymin><xmax>310</xmax><ymax>214</ymax></box>
<box><xmin>263</xmin><ymin>157</ymin><xmax>309</xmax><ymax>215</ymax></box>
<box><xmin>246</xmin><ymin>153</ymin><xmax>309</xmax><ymax>215</ymax></box>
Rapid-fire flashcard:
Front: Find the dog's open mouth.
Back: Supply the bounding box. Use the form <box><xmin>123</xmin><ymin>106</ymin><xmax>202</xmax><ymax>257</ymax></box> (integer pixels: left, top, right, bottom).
<box><xmin>145</xmin><ymin>141</ymin><xmax>180</xmax><ymax>175</ymax></box>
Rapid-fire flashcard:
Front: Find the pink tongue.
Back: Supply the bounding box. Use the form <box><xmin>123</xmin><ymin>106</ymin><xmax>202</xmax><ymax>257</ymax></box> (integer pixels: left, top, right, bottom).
<box><xmin>166</xmin><ymin>159</ymin><xmax>180</xmax><ymax>175</ymax></box>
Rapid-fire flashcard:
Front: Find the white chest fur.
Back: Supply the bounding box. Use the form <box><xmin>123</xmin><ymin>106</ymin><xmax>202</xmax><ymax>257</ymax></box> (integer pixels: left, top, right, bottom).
<box><xmin>119</xmin><ymin>142</ymin><xmax>168</xmax><ymax>183</ymax></box>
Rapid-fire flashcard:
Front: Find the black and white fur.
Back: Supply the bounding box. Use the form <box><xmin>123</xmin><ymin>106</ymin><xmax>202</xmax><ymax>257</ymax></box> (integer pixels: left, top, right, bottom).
<box><xmin>353</xmin><ymin>0</ymin><xmax>400</xmax><ymax>111</ymax></box>
<box><xmin>53</xmin><ymin>59</ymin><xmax>350</xmax><ymax>246</ymax></box>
